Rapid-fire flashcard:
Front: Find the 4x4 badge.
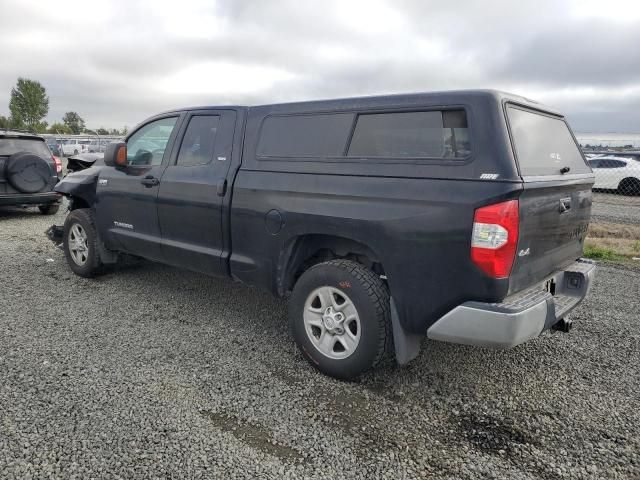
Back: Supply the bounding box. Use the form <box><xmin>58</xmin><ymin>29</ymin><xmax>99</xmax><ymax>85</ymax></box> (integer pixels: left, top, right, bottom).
<box><xmin>518</xmin><ymin>248</ymin><xmax>530</xmax><ymax>257</ymax></box>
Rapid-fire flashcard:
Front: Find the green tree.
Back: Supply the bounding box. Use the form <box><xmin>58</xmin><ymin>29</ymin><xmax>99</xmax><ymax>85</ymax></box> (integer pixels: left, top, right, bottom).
<box><xmin>9</xmin><ymin>78</ymin><xmax>49</xmax><ymax>132</ymax></box>
<box><xmin>48</xmin><ymin>122</ymin><xmax>71</xmax><ymax>134</ymax></box>
<box><xmin>63</xmin><ymin>111</ymin><xmax>86</xmax><ymax>134</ymax></box>
<box><xmin>34</xmin><ymin>121</ymin><xmax>48</xmax><ymax>133</ymax></box>
<box><xmin>96</xmin><ymin>127</ymin><xmax>110</xmax><ymax>135</ymax></box>
<box><xmin>0</xmin><ymin>115</ymin><xmax>9</xmax><ymax>129</ymax></box>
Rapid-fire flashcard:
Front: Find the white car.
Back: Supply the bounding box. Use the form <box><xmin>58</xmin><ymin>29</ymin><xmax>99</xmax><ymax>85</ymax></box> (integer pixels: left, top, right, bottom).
<box><xmin>60</xmin><ymin>139</ymin><xmax>90</xmax><ymax>156</ymax></box>
<box><xmin>587</xmin><ymin>156</ymin><xmax>640</xmax><ymax>195</ymax></box>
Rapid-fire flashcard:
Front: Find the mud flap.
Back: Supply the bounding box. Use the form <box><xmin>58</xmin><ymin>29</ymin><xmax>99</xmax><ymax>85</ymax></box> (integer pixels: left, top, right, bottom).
<box><xmin>391</xmin><ymin>297</ymin><xmax>422</xmax><ymax>365</ymax></box>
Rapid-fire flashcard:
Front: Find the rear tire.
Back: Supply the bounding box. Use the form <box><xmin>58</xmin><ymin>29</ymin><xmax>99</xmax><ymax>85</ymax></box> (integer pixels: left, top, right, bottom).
<box><xmin>289</xmin><ymin>259</ymin><xmax>392</xmax><ymax>380</ymax></box>
<box><xmin>39</xmin><ymin>204</ymin><xmax>60</xmax><ymax>215</ymax></box>
<box><xmin>63</xmin><ymin>208</ymin><xmax>103</xmax><ymax>278</ymax></box>
<box><xmin>618</xmin><ymin>178</ymin><xmax>640</xmax><ymax>196</ymax></box>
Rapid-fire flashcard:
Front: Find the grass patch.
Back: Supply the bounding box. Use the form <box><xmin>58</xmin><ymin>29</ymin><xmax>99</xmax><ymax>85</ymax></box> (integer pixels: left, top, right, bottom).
<box><xmin>588</xmin><ymin>222</ymin><xmax>640</xmax><ymax>240</ymax></box>
<box><xmin>584</xmin><ymin>244</ymin><xmax>626</xmax><ymax>261</ymax></box>
<box><xmin>585</xmin><ymin>221</ymin><xmax>640</xmax><ymax>261</ymax></box>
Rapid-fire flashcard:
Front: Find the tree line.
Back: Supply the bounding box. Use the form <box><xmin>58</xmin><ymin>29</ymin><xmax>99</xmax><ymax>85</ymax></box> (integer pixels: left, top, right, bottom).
<box><xmin>0</xmin><ymin>77</ymin><xmax>128</xmax><ymax>136</ymax></box>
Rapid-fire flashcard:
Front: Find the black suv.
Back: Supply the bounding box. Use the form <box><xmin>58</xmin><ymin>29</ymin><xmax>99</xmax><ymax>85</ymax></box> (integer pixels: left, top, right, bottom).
<box><xmin>1</xmin><ymin>130</ymin><xmax>62</xmax><ymax>214</ymax></box>
<box><xmin>52</xmin><ymin>90</ymin><xmax>596</xmax><ymax>379</ymax></box>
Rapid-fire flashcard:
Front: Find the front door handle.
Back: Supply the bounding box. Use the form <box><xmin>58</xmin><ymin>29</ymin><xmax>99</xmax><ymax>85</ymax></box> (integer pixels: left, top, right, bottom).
<box><xmin>216</xmin><ymin>178</ymin><xmax>227</xmax><ymax>197</ymax></box>
<box><xmin>141</xmin><ymin>175</ymin><xmax>160</xmax><ymax>188</ymax></box>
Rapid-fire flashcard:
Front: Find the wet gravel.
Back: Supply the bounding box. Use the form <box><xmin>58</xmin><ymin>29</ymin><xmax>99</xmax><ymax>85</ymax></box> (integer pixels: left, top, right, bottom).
<box><xmin>1</xmin><ymin>204</ymin><xmax>639</xmax><ymax>479</ymax></box>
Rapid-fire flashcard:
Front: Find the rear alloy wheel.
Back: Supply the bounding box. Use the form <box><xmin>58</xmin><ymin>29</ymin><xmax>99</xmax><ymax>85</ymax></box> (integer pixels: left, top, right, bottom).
<box><xmin>289</xmin><ymin>259</ymin><xmax>392</xmax><ymax>380</ymax></box>
<box><xmin>38</xmin><ymin>204</ymin><xmax>60</xmax><ymax>215</ymax></box>
<box><xmin>303</xmin><ymin>286</ymin><xmax>362</xmax><ymax>360</ymax></box>
<box><xmin>618</xmin><ymin>178</ymin><xmax>640</xmax><ymax>196</ymax></box>
<box><xmin>63</xmin><ymin>208</ymin><xmax>103</xmax><ymax>277</ymax></box>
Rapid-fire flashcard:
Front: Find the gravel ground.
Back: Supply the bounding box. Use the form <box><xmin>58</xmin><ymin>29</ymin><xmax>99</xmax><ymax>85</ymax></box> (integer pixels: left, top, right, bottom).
<box><xmin>592</xmin><ymin>193</ymin><xmax>640</xmax><ymax>225</ymax></box>
<box><xmin>1</xmin><ymin>204</ymin><xmax>639</xmax><ymax>479</ymax></box>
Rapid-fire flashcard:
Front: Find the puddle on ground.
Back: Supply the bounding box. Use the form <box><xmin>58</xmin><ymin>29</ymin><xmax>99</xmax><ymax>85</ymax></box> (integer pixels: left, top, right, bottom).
<box><xmin>199</xmin><ymin>409</ymin><xmax>303</xmax><ymax>462</ymax></box>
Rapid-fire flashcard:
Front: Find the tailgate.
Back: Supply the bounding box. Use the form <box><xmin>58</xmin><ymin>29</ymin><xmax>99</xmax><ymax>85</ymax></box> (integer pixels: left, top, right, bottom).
<box><xmin>509</xmin><ymin>179</ymin><xmax>592</xmax><ymax>293</ymax></box>
<box><xmin>505</xmin><ymin>103</ymin><xmax>594</xmax><ymax>293</ymax></box>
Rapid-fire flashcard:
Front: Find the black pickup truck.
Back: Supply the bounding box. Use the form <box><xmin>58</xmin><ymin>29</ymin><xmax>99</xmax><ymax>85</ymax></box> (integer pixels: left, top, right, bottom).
<box><xmin>52</xmin><ymin>90</ymin><xmax>596</xmax><ymax>379</ymax></box>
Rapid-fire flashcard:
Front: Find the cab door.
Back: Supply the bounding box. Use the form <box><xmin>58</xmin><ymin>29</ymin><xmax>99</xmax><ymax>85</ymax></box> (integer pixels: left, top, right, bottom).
<box><xmin>95</xmin><ymin>114</ymin><xmax>182</xmax><ymax>261</ymax></box>
<box><xmin>156</xmin><ymin>110</ymin><xmax>237</xmax><ymax>275</ymax></box>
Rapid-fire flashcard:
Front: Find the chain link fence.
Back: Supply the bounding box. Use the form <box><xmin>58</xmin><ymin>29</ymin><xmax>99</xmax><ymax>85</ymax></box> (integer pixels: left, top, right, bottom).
<box><xmin>584</xmin><ymin>153</ymin><xmax>640</xmax><ymax>197</ymax></box>
<box><xmin>579</xmin><ymin>138</ymin><xmax>640</xmax><ymax>260</ymax></box>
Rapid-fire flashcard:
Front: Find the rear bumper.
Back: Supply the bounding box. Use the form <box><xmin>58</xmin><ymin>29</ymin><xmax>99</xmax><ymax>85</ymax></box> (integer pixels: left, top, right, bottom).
<box><xmin>0</xmin><ymin>192</ymin><xmax>62</xmax><ymax>206</ymax></box>
<box><xmin>427</xmin><ymin>258</ymin><xmax>596</xmax><ymax>348</ymax></box>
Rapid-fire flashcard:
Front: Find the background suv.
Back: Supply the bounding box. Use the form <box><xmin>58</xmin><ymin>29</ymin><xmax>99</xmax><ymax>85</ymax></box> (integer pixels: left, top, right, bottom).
<box><xmin>0</xmin><ymin>130</ymin><xmax>62</xmax><ymax>214</ymax></box>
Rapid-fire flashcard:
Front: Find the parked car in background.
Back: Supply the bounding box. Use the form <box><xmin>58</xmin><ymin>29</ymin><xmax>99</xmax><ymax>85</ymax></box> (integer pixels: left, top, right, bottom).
<box><xmin>587</xmin><ymin>156</ymin><xmax>640</xmax><ymax>195</ymax></box>
<box><xmin>45</xmin><ymin>137</ymin><xmax>62</xmax><ymax>156</ymax></box>
<box><xmin>51</xmin><ymin>90</ymin><xmax>596</xmax><ymax>379</ymax></box>
<box><xmin>88</xmin><ymin>140</ymin><xmax>104</xmax><ymax>153</ymax></box>
<box><xmin>0</xmin><ymin>130</ymin><xmax>62</xmax><ymax>214</ymax></box>
<box><xmin>61</xmin><ymin>139</ymin><xmax>89</xmax><ymax>156</ymax></box>
<box><xmin>584</xmin><ymin>150</ymin><xmax>640</xmax><ymax>161</ymax></box>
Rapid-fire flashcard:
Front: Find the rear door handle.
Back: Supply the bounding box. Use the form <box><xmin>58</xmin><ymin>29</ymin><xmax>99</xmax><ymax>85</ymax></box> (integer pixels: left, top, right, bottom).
<box><xmin>216</xmin><ymin>178</ymin><xmax>227</xmax><ymax>197</ymax></box>
<box><xmin>559</xmin><ymin>197</ymin><xmax>571</xmax><ymax>213</ymax></box>
<box><xmin>141</xmin><ymin>175</ymin><xmax>160</xmax><ymax>187</ymax></box>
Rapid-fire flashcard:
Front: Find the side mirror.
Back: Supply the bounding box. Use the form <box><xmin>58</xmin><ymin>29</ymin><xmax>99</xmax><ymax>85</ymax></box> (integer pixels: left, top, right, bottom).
<box><xmin>104</xmin><ymin>142</ymin><xmax>127</xmax><ymax>167</ymax></box>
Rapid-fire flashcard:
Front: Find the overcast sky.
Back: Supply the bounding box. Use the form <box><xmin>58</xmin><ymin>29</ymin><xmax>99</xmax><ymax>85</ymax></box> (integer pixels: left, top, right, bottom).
<box><xmin>1</xmin><ymin>0</ymin><xmax>639</xmax><ymax>132</ymax></box>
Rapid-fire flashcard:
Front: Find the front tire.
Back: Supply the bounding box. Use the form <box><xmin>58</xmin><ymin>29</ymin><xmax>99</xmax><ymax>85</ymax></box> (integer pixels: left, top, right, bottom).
<box><xmin>63</xmin><ymin>208</ymin><xmax>103</xmax><ymax>277</ymax></box>
<box><xmin>289</xmin><ymin>259</ymin><xmax>392</xmax><ymax>380</ymax></box>
<box><xmin>39</xmin><ymin>204</ymin><xmax>60</xmax><ymax>215</ymax></box>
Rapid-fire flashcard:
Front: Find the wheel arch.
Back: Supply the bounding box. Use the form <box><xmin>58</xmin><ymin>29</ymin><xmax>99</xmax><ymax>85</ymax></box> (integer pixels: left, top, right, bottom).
<box><xmin>618</xmin><ymin>176</ymin><xmax>640</xmax><ymax>192</ymax></box>
<box><xmin>67</xmin><ymin>195</ymin><xmax>91</xmax><ymax>210</ymax></box>
<box><xmin>276</xmin><ymin>233</ymin><xmax>385</xmax><ymax>297</ymax></box>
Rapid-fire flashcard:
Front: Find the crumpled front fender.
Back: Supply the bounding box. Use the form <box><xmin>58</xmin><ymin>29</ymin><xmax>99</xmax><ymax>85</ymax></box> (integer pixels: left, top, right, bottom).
<box><xmin>54</xmin><ymin>166</ymin><xmax>105</xmax><ymax>207</ymax></box>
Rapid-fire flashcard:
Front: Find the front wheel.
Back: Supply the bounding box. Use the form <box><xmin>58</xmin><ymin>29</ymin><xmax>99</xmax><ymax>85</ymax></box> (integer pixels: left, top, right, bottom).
<box><xmin>289</xmin><ymin>259</ymin><xmax>392</xmax><ymax>380</ymax></box>
<box><xmin>63</xmin><ymin>208</ymin><xmax>103</xmax><ymax>277</ymax></box>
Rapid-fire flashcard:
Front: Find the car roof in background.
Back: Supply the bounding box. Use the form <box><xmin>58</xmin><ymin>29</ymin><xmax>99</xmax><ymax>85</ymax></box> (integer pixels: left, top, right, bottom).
<box><xmin>0</xmin><ymin>130</ymin><xmax>45</xmax><ymax>141</ymax></box>
<box><xmin>590</xmin><ymin>156</ymin><xmax>631</xmax><ymax>162</ymax></box>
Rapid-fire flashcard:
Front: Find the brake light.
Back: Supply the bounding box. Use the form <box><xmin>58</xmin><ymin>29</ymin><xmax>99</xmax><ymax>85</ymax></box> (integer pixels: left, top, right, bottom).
<box><xmin>471</xmin><ymin>199</ymin><xmax>519</xmax><ymax>278</ymax></box>
<box><xmin>52</xmin><ymin>155</ymin><xmax>62</xmax><ymax>174</ymax></box>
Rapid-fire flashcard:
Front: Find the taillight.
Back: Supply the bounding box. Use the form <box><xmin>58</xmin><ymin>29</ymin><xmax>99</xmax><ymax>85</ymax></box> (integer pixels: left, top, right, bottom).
<box><xmin>52</xmin><ymin>156</ymin><xmax>62</xmax><ymax>174</ymax></box>
<box><xmin>471</xmin><ymin>199</ymin><xmax>519</xmax><ymax>278</ymax></box>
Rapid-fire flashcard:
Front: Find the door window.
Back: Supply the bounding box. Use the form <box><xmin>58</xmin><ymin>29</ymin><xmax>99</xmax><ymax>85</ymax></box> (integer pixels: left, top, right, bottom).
<box><xmin>600</xmin><ymin>159</ymin><xmax>627</xmax><ymax>169</ymax></box>
<box><xmin>127</xmin><ymin>117</ymin><xmax>178</xmax><ymax>166</ymax></box>
<box><xmin>176</xmin><ymin>115</ymin><xmax>220</xmax><ymax>166</ymax></box>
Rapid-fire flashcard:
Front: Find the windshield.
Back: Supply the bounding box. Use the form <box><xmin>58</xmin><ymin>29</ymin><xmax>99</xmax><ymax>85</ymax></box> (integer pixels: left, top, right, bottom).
<box><xmin>507</xmin><ymin>105</ymin><xmax>590</xmax><ymax>176</ymax></box>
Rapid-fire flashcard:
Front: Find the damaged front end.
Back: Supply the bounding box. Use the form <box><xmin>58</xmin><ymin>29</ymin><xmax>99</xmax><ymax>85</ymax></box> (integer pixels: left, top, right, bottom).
<box><xmin>46</xmin><ymin>164</ymin><xmax>104</xmax><ymax>251</ymax></box>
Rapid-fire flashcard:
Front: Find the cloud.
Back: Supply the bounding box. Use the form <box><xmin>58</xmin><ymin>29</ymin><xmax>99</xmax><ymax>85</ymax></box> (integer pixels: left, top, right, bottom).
<box><xmin>0</xmin><ymin>0</ymin><xmax>637</xmax><ymax>132</ymax></box>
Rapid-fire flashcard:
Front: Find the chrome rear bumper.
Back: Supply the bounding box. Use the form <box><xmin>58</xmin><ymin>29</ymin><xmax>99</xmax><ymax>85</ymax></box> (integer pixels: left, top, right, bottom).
<box><xmin>426</xmin><ymin>259</ymin><xmax>596</xmax><ymax>348</ymax></box>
